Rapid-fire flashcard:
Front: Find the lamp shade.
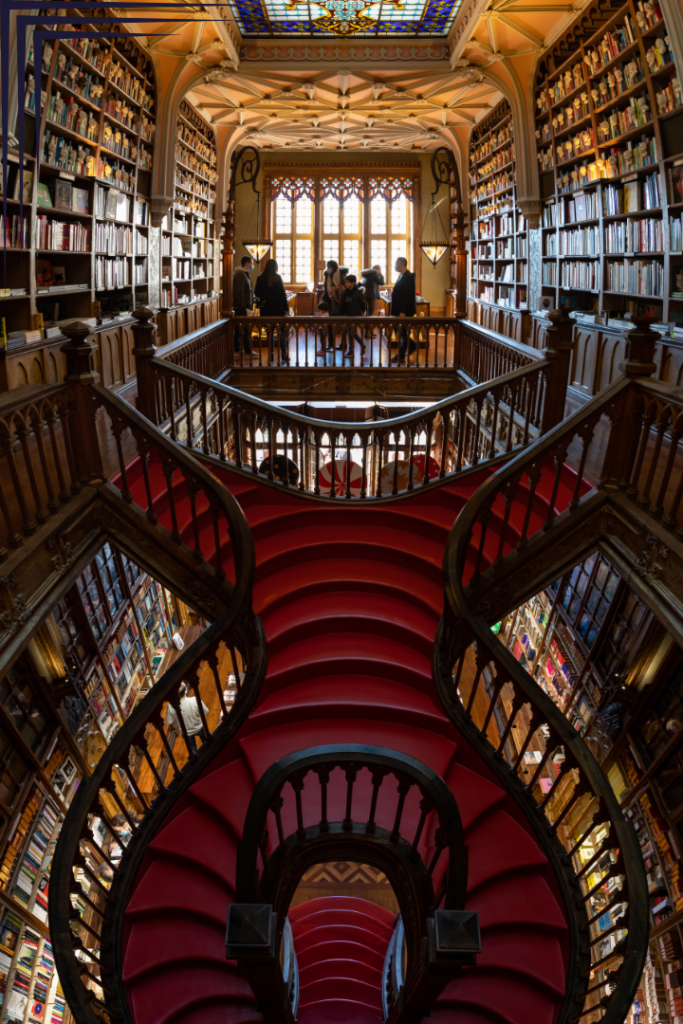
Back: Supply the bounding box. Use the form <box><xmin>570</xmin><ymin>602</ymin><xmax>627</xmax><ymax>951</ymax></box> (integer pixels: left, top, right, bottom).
<box><xmin>419</xmin><ymin>241</ymin><xmax>449</xmax><ymax>266</ymax></box>
<box><xmin>243</xmin><ymin>238</ymin><xmax>272</xmax><ymax>262</ymax></box>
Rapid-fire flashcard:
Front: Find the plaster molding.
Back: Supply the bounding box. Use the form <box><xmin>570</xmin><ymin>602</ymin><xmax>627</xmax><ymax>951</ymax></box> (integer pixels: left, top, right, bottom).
<box><xmin>516</xmin><ymin>198</ymin><xmax>542</xmax><ymax>230</ymax></box>
<box><xmin>149</xmin><ymin>195</ymin><xmax>174</xmax><ymax>228</ymax></box>
<box><xmin>239</xmin><ymin>44</ymin><xmax>450</xmax><ymax>62</ymax></box>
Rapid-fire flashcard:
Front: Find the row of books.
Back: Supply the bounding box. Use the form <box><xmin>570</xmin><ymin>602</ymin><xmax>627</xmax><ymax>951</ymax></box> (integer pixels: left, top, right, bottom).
<box><xmin>10</xmin><ymin>801</ymin><xmax>58</xmax><ymax>919</ymax></box>
<box><xmin>556</xmin><ymin>138</ymin><xmax>659</xmax><ymax>192</ymax></box>
<box><xmin>560</xmin><ymin>260</ymin><xmax>600</xmax><ymax>290</ymax></box>
<box><xmin>94</xmin><ymin>222</ymin><xmax>132</xmax><ymax>255</ymax></box>
<box><xmin>596</xmin><ymin>95</ymin><xmax>652</xmax><ymax>144</ymax></box>
<box><xmin>1</xmin><ymin>215</ymin><xmax>28</xmax><ymax>249</ymax></box>
<box><xmin>36</xmin><ymin>216</ymin><xmax>89</xmax><ymax>252</ymax></box>
<box><xmin>558</xmin><ymin>225</ymin><xmax>600</xmax><ymax>255</ymax></box>
<box><xmin>94</xmin><ymin>186</ymin><xmax>131</xmax><ymax>223</ymax></box>
<box><xmin>603</xmin><ymin>174</ymin><xmax>661</xmax><ymax>215</ymax></box>
<box><xmin>605</xmin><ymin>258</ymin><xmax>663</xmax><ymax>295</ymax></box>
<box><xmin>583</xmin><ymin>14</ymin><xmax>636</xmax><ymax>77</ymax></box>
<box><xmin>671</xmin><ymin>214</ymin><xmax>683</xmax><ymax>253</ymax></box>
<box><xmin>604</xmin><ymin>218</ymin><xmax>664</xmax><ymax>254</ymax></box>
<box><xmin>95</xmin><ymin>255</ymin><xmax>130</xmax><ymax>289</ymax></box>
<box><xmin>134</xmin><ymin>260</ymin><xmax>148</xmax><ymax>285</ymax></box>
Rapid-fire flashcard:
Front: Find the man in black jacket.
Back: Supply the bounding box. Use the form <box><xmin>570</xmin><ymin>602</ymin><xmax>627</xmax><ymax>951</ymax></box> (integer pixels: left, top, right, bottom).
<box><xmin>340</xmin><ymin>274</ymin><xmax>367</xmax><ymax>362</ymax></box>
<box><xmin>232</xmin><ymin>255</ymin><xmax>253</xmax><ymax>354</ymax></box>
<box><xmin>390</xmin><ymin>256</ymin><xmax>416</xmax><ymax>363</ymax></box>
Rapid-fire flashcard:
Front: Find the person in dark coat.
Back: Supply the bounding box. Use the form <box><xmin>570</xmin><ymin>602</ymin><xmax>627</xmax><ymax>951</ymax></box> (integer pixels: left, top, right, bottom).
<box><xmin>390</xmin><ymin>256</ymin><xmax>416</xmax><ymax>362</ymax></box>
<box><xmin>340</xmin><ymin>274</ymin><xmax>367</xmax><ymax>362</ymax></box>
<box><xmin>232</xmin><ymin>255</ymin><xmax>253</xmax><ymax>354</ymax></box>
<box><xmin>254</xmin><ymin>258</ymin><xmax>290</xmax><ymax>362</ymax></box>
<box><xmin>360</xmin><ymin>264</ymin><xmax>385</xmax><ymax>340</ymax></box>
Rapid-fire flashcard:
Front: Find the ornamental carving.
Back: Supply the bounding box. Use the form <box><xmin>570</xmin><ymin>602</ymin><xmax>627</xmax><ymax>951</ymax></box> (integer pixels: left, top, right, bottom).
<box><xmin>239</xmin><ymin>44</ymin><xmax>449</xmax><ymax>61</ymax></box>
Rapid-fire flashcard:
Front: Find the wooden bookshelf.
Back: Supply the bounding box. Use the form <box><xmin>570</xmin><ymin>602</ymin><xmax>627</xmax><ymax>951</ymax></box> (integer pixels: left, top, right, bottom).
<box><xmin>0</xmin><ymin>21</ymin><xmax>156</xmax><ymax>334</ymax></box>
<box><xmin>161</xmin><ymin>100</ymin><xmax>219</xmax><ymax>308</ymax></box>
<box><xmin>533</xmin><ymin>0</ymin><xmax>683</xmax><ymax>323</ymax></box>
<box><xmin>468</xmin><ymin>100</ymin><xmax>529</xmax><ymax>315</ymax></box>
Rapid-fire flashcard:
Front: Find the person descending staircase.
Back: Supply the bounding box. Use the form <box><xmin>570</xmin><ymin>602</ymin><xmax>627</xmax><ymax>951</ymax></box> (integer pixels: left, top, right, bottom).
<box><xmin>119</xmin><ymin>458</ymin><xmax>585</xmax><ymax>1024</ymax></box>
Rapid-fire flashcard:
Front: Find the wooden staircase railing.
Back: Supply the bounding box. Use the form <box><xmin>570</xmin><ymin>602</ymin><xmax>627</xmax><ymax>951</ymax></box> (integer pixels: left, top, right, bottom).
<box><xmin>142</xmin><ymin>308</ymin><xmax>550</xmax><ymax>380</ymax></box>
<box><xmin>229</xmin><ymin>744</ymin><xmax>479</xmax><ymax>1024</ymax></box>
<box><xmin>0</xmin><ymin>321</ymin><xmax>267</xmax><ymax>1024</ymax></box>
<box><xmin>433</xmin><ymin>317</ymin><xmax>674</xmax><ymax>1024</ymax></box>
<box><xmin>118</xmin><ymin>307</ymin><xmax>584</xmax><ymax>503</ymax></box>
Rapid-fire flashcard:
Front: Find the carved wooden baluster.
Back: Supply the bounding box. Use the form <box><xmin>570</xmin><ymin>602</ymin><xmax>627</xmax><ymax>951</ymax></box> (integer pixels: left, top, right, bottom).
<box><xmin>43</xmin><ymin>403</ymin><xmax>72</xmax><ymax>501</ymax></box>
<box><xmin>360</xmin><ymin>436</ymin><xmax>368</xmax><ymax>499</ymax></box>
<box><xmin>494</xmin><ymin>695</ymin><xmax>525</xmax><ymax>759</ymax></box>
<box><xmin>392</xmin><ymin>431</ymin><xmax>400</xmax><ymax>495</ymax></box>
<box><xmin>410</xmin><ymin>797</ymin><xmax>432</xmax><ymax>860</ymax></box>
<box><xmin>509</xmin><ymin>709</ymin><xmax>540</xmax><ymax>776</ymax></box>
<box><xmin>152</xmin><ymin>711</ymin><xmax>180</xmax><ymax>779</ymax></box>
<box><xmin>209</xmin><ymin>506</ymin><xmax>226</xmax><ymax>581</ymax></box>
<box><xmin>267</xmin><ymin>418</ymin><xmax>275</xmax><ymax>479</ymax></box>
<box><xmin>343</xmin><ymin>767</ymin><xmax>357</xmax><ymax>830</ymax></box>
<box><xmin>187</xmin><ymin>672</ymin><xmax>211</xmax><ymax>740</ymax></box>
<box><xmin>639</xmin><ymin>406</ymin><xmax>670</xmax><ymax>509</ymax></box>
<box><xmin>74</xmin><ymin>851</ymin><xmax>113</xmax><ymax>903</ymax></box>
<box><xmin>135</xmin><ymin>737</ymin><xmax>165</xmax><ymax>795</ymax></box>
<box><xmin>464</xmin><ymin>654</ymin><xmax>486</xmax><ymax>716</ymax></box>
<box><xmin>543</xmin><ymin>449</ymin><xmax>570</xmax><ymax>530</ymax></box>
<box><xmin>529</xmin><ymin>742</ymin><xmax>564</xmax><ymax>799</ymax></box>
<box><xmin>518</xmin><ymin>466</ymin><xmax>542</xmax><ymax>548</ymax></box>
<box><xmin>316</xmin><ymin>768</ymin><xmax>330</xmax><ymax>832</ymax></box>
<box><xmin>206</xmin><ymin>650</ymin><xmax>229</xmax><ymax>718</ymax></box>
<box><xmin>390</xmin><ymin>777</ymin><xmax>412</xmax><ymax>843</ymax></box>
<box><xmin>290</xmin><ymin>773</ymin><xmax>306</xmax><ymax>840</ymax></box>
<box><xmin>345</xmin><ymin>439</ymin><xmax>352</xmax><ymax>499</ymax></box>
<box><xmin>270</xmin><ymin>795</ymin><xmax>286</xmax><ymax>850</ymax></box>
<box><xmin>229</xmin><ymin>644</ymin><xmax>241</xmax><ymax>691</ymax></box>
<box><xmin>426</xmin><ymin>827</ymin><xmax>445</xmax><ymax>881</ymax></box>
<box><xmin>478</xmin><ymin>671</ymin><xmax>505</xmax><ymax>739</ymax></box>
<box><xmin>314</xmin><ymin>430</ymin><xmax>321</xmax><ymax>496</ymax></box>
<box><xmin>1</xmin><ymin>424</ymin><xmax>35</xmax><ymax>534</ymax></box>
<box><xmin>249</xmin><ymin>411</ymin><xmax>258</xmax><ymax>472</ymax></box>
<box><xmin>282</xmin><ymin>418</ymin><xmax>290</xmax><ymax>489</ymax></box>
<box><xmin>15</xmin><ymin>415</ymin><xmax>49</xmax><ymax>523</ymax></box>
<box><xmin>567</xmin><ymin>812</ymin><xmax>605</xmax><ymax>862</ymax></box>
<box><xmin>366</xmin><ymin>769</ymin><xmax>386</xmax><ymax>834</ymax></box>
<box><xmin>488</xmin><ymin>391</ymin><xmax>501</xmax><ymax>460</ymax></box>
<box><xmin>182</xmin><ymin>474</ymin><xmax>202</xmax><ymax>561</ymax></box>
<box><xmin>29</xmin><ymin>411</ymin><xmax>59</xmax><ymax>512</ymax></box>
<box><xmin>168</xmin><ymin>691</ymin><xmax>197</xmax><ymax>759</ymax></box>
<box><xmin>470</xmin><ymin>499</ymin><xmax>494</xmax><ymax>584</ymax></box>
<box><xmin>200</xmin><ymin>386</ymin><xmax>210</xmax><ymax>455</ymax></box>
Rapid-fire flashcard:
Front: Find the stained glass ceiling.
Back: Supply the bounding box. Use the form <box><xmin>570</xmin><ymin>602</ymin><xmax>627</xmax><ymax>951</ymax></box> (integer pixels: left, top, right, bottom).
<box><xmin>229</xmin><ymin>0</ymin><xmax>461</xmax><ymax>37</ymax></box>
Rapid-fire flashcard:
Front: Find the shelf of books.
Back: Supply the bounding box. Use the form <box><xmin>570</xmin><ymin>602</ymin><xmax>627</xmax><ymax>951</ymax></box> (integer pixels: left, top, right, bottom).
<box><xmin>534</xmin><ymin>0</ymin><xmax>683</xmax><ymax>324</ymax></box>
<box><xmin>0</xmin><ymin>540</ymin><xmax>189</xmax><ymax>1024</ymax></box>
<box><xmin>160</xmin><ymin>99</ymin><xmax>219</xmax><ymax>308</ymax></box>
<box><xmin>0</xmin><ymin>20</ymin><xmax>156</xmax><ymax>339</ymax></box>
<box><xmin>468</xmin><ymin>100</ymin><xmax>529</xmax><ymax>313</ymax></box>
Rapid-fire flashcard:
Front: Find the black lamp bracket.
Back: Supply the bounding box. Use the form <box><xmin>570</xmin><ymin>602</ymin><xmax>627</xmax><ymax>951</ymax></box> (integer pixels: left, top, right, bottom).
<box><xmin>430</xmin><ymin>146</ymin><xmax>459</xmax><ymax>204</ymax></box>
<box><xmin>233</xmin><ymin>146</ymin><xmax>262</xmax><ymax>199</ymax></box>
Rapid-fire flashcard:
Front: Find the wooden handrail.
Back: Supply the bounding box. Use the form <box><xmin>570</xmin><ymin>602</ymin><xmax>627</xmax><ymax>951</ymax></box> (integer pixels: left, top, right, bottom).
<box><xmin>434</xmin><ymin>320</ymin><xmax>673</xmax><ymax>1024</ymax></box>
<box><xmin>145</xmin><ymin>354</ymin><xmax>552</xmax><ymax>501</ymax></box>
<box><xmin>234</xmin><ymin>744</ymin><xmax>468</xmax><ymax>968</ymax></box>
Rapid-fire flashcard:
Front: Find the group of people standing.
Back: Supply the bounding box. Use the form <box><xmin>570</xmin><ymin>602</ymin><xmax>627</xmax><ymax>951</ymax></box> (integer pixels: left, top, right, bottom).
<box><xmin>232</xmin><ymin>253</ymin><xmax>418</xmax><ymax>363</ymax></box>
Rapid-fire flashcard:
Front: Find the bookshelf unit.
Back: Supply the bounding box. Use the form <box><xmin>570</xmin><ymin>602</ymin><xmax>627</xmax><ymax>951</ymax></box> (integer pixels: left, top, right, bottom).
<box><xmin>0</xmin><ymin>20</ymin><xmax>156</xmax><ymax>334</ymax></box>
<box><xmin>161</xmin><ymin>100</ymin><xmax>219</xmax><ymax>309</ymax></box>
<box><xmin>0</xmin><ymin>540</ymin><xmax>188</xmax><ymax>1024</ymax></box>
<box><xmin>468</xmin><ymin>100</ymin><xmax>529</xmax><ymax>315</ymax></box>
<box><xmin>534</xmin><ymin>0</ymin><xmax>683</xmax><ymax>323</ymax></box>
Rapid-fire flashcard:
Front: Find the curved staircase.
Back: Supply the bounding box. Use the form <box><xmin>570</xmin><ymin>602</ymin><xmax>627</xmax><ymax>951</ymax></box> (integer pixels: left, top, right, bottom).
<box><xmin>290</xmin><ymin>897</ymin><xmax>395</xmax><ymax>1024</ymax></box>
<box><xmin>116</xmin><ymin>458</ymin><xmax>585</xmax><ymax>1024</ymax></box>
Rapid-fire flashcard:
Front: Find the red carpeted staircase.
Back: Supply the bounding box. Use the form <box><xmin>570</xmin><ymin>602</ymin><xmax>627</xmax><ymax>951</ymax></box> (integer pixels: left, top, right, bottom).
<box><xmin>119</xmin><ymin>458</ymin><xmax>585</xmax><ymax>1024</ymax></box>
<box><xmin>290</xmin><ymin>897</ymin><xmax>395</xmax><ymax>1024</ymax></box>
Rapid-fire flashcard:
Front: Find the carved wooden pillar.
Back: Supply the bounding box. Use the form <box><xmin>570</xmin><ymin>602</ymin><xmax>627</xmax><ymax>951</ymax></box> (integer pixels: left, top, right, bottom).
<box><xmin>453</xmin><ymin>194</ymin><xmax>467</xmax><ymax>319</ymax></box>
<box><xmin>131</xmin><ymin>306</ymin><xmax>159</xmax><ymax>423</ymax></box>
<box><xmin>223</xmin><ymin>170</ymin><xmax>236</xmax><ymax>317</ymax></box>
<box><xmin>540</xmin><ymin>306</ymin><xmax>575</xmax><ymax>433</ymax></box>
<box><xmin>61</xmin><ymin>322</ymin><xmax>104</xmax><ymax>483</ymax></box>
<box><xmin>601</xmin><ymin>317</ymin><xmax>659</xmax><ymax>491</ymax></box>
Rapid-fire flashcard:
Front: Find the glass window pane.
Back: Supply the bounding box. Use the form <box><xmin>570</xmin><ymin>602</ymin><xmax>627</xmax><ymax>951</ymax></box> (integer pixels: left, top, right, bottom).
<box><xmin>343</xmin><ymin>240</ymin><xmax>359</xmax><ymax>273</ymax></box>
<box><xmin>370</xmin><ymin>241</ymin><xmax>387</xmax><ymax>274</ymax></box>
<box><xmin>275</xmin><ymin>199</ymin><xmax>292</xmax><ymax>234</ymax></box>
<box><xmin>323</xmin><ymin>198</ymin><xmax>340</xmax><ymax>235</ymax></box>
<box><xmin>392</xmin><ymin>197</ymin><xmax>407</xmax><ymax>234</ymax></box>
<box><xmin>390</xmin><ymin>241</ymin><xmax>407</xmax><ymax>282</ymax></box>
<box><xmin>295</xmin><ymin>240</ymin><xmax>312</xmax><ymax>284</ymax></box>
<box><xmin>343</xmin><ymin>198</ymin><xmax>360</xmax><ymax>235</ymax></box>
<box><xmin>296</xmin><ymin>199</ymin><xmax>313</xmax><ymax>234</ymax></box>
<box><xmin>370</xmin><ymin>198</ymin><xmax>386</xmax><ymax>234</ymax></box>
<box><xmin>276</xmin><ymin>240</ymin><xmax>291</xmax><ymax>283</ymax></box>
<box><xmin>323</xmin><ymin>239</ymin><xmax>339</xmax><ymax>263</ymax></box>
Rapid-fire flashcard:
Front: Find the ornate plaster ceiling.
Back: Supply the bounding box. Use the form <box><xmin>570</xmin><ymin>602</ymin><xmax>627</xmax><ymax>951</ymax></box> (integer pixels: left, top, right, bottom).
<box><xmin>123</xmin><ymin>0</ymin><xmax>589</xmax><ymax>154</ymax></box>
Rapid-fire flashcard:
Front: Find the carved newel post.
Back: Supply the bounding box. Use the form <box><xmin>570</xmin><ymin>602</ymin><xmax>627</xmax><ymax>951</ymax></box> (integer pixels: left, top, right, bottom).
<box><xmin>541</xmin><ymin>307</ymin><xmax>576</xmax><ymax>432</ymax></box>
<box><xmin>60</xmin><ymin>322</ymin><xmax>104</xmax><ymax>483</ymax></box>
<box><xmin>618</xmin><ymin>316</ymin><xmax>659</xmax><ymax>378</ymax></box>
<box><xmin>452</xmin><ymin>193</ymin><xmax>467</xmax><ymax>320</ymax></box>
<box><xmin>131</xmin><ymin>307</ymin><xmax>159</xmax><ymax>424</ymax></box>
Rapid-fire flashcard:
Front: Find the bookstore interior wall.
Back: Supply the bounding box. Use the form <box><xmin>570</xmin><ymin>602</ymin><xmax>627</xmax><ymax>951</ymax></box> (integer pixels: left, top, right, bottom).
<box><xmin>0</xmin><ymin>23</ymin><xmax>221</xmax><ymax>351</ymax></box>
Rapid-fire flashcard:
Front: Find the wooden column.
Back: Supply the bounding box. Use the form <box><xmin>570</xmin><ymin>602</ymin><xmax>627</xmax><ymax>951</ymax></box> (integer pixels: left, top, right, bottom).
<box><xmin>453</xmin><ymin>194</ymin><xmax>467</xmax><ymax>319</ymax></box>
<box><xmin>130</xmin><ymin>306</ymin><xmax>159</xmax><ymax>423</ymax></box>
<box><xmin>540</xmin><ymin>306</ymin><xmax>576</xmax><ymax>433</ymax></box>
<box><xmin>60</xmin><ymin>323</ymin><xmax>104</xmax><ymax>484</ymax></box>
<box><xmin>223</xmin><ymin>173</ymin><xmax>236</xmax><ymax>315</ymax></box>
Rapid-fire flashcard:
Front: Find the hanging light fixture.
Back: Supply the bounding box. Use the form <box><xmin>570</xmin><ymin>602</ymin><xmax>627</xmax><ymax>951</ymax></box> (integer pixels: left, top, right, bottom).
<box><xmin>234</xmin><ymin>146</ymin><xmax>272</xmax><ymax>263</ymax></box>
<box><xmin>419</xmin><ymin>147</ymin><xmax>453</xmax><ymax>267</ymax></box>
